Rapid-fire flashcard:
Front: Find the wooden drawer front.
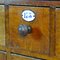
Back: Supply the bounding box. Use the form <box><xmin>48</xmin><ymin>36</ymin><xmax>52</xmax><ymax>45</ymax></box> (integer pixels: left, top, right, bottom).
<box><xmin>11</xmin><ymin>54</ymin><xmax>43</xmax><ymax>60</ymax></box>
<box><xmin>56</xmin><ymin>8</ymin><xmax>60</xmax><ymax>57</ymax></box>
<box><xmin>9</xmin><ymin>6</ymin><xmax>50</xmax><ymax>55</ymax></box>
<box><xmin>0</xmin><ymin>51</ymin><xmax>6</xmax><ymax>60</ymax></box>
<box><xmin>0</xmin><ymin>5</ymin><xmax>5</xmax><ymax>46</ymax></box>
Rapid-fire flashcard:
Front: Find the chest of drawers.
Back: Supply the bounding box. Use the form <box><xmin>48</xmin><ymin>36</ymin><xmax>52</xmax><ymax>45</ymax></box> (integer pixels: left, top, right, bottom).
<box><xmin>0</xmin><ymin>0</ymin><xmax>60</xmax><ymax>60</ymax></box>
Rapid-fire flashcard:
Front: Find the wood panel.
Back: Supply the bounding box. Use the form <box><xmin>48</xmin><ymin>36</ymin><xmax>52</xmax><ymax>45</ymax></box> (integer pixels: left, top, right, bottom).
<box><xmin>0</xmin><ymin>5</ymin><xmax>5</xmax><ymax>47</ymax></box>
<box><xmin>8</xmin><ymin>6</ymin><xmax>50</xmax><ymax>56</ymax></box>
<box><xmin>56</xmin><ymin>8</ymin><xmax>60</xmax><ymax>59</ymax></box>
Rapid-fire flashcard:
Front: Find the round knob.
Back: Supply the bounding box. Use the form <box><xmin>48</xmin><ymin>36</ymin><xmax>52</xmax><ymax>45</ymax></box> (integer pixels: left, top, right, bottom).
<box><xmin>18</xmin><ymin>24</ymin><xmax>32</xmax><ymax>36</ymax></box>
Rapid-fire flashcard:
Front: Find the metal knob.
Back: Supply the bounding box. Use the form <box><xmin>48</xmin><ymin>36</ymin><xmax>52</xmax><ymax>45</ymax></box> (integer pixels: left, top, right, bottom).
<box><xmin>18</xmin><ymin>24</ymin><xmax>32</xmax><ymax>36</ymax></box>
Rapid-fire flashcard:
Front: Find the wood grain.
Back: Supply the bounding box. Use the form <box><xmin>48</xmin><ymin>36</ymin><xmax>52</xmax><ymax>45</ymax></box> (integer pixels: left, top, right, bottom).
<box><xmin>56</xmin><ymin>8</ymin><xmax>60</xmax><ymax>58</ymax></box>
<box><xmin>0</xmin><ymin>5</ymin><xmax>5</xmax><ymax>46</ymax></box>
<box><xmin>8</xmin><ymin>6</ymin><xmax>50</xmax><ymax>56</ymax></box>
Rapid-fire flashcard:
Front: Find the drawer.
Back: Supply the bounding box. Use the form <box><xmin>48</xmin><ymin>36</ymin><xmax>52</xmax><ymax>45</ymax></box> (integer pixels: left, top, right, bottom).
<box><xmin>56</xmin><ymin>8</ymin><xmax>60</xmax><ymax>58</ymax></box>
<box><xmin>0</xmin><ymin>5</ymin><xmax>5</xmax><ymax>47</ymax></box>
<box><xmin>0</xmin><ymin>51</ymin><xmax>6</xmax><ymax>60</ymax></box>
<box><xmin>10</xmin><ymin>53</ymin><xmax>44</xmax><ymax>60</ymax></box>
<box><xmin>8</xmin><ymin>6</ymin><xmax>53</xmax><ymax>56</ymax></box>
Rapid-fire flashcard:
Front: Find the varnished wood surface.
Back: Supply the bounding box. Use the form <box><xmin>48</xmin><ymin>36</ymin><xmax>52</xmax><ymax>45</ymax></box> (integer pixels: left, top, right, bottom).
<box><xmin>6</xmin><ymin>5</ymin><xmax>59</xmax><ymax>60</ymax></box>
<box><xmin>56</xmin><ymin>8</ymin><xmax>60</xmax><ymax>58</ymax></box>
<box><xmin>0</xmin><ymin>5</ymin><xmax>5</xmax><ymax>46</ymax></box>
<box><xmin>8</xmin><ymin>6</ymin><xmax>50</xmax><ymax>56</ymax></box>
<box><xmin>0</xmin><ymin>1</ymin><xmax>60</xmax><ymax>60</ymax></box>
